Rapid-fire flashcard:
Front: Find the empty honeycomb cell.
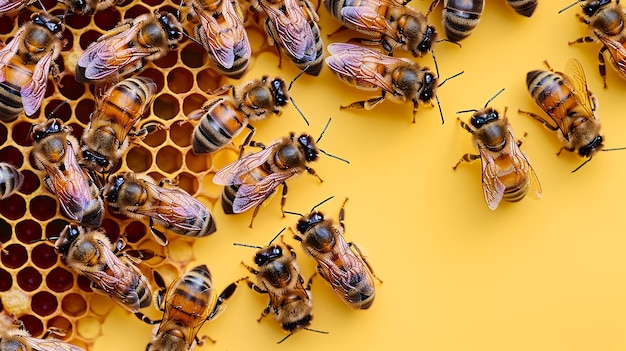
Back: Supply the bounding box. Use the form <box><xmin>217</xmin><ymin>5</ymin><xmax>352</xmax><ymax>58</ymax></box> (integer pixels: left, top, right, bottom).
<box><xmin>77</xmin><ymin>275</ymin><xmax>93</xmax><ymax>293</ymax></box>
<box><xmin>167</xmin><ymin>67</ymin><xmax>194</xmax><ymax>93</ymax></box>
<box><xmin>75</xmin><ymin>99</ymin><xmax>96</xmax><ymax>125</ymax></box>
<box><xmin>64</xmin><ymin>11</ymin><xmax>91</xmax><ymax>30</ymax></box>
<box><xmin>196</xmin><ymin>68</ymin><xmax>222</xmax><ymax>93</ymax></box>
<box><xmin>153</xmin><ymin>94</ymin><xmax>180</xmax><ymax>120</ymax></box>
<box><xmin>0</xmin><ymin>269</ymin><xmax>12</xmax><ymax>292</ymax></box>
<box><xmin>88</xmin><ymin>293</ymin><xmax>114</xmax><ymax>317</ymax></box>
<box><xmin>18</xmin><ymin>170</ymin><xmax>40</xmax><ymax>195</ymax></box>
<box><xmin>47</xmin><ymin>315</ymin><xmax>73</xmax><ymax>338</ymax></box>
<box><xmin>59</xmin><ymin>76</ymin><xmax>87</xmax><ymax>100</ymax></box>
<box><xmin>126</xmin><ymin>146</ymin><xmax>153</xmax><ymax>173</ymax></box>
<box><xmin>154</xmin><ymin>50</ymin><xmax>179</xmax><ymax>69</ymax></box>
<box><xmin>101</xmin><ymin>218</ymin><xmax>121</xmax><ymax>244</ymax></box>
<box><xmin>0</xmin><ymin>146</ymin><xmax>23</xmax><ymax>166</ymax></box>
<box><xmin>1</xmin><ymin>244</ymin><xmax>28</xmax><ymax>269</ymax></box>
<box><xmin>76</xmin><ymin>316</ymin><xmax>101</xmax><ymax>340</ymax></box>
<box><xmin>32</xmin><ymin>291</ymin><xmax>58</xmax><ymax>317</ymax></box>
<box><xmin>0</xmin><ymin>192</ymin><xmax>26</xmax><ymax>220</ymax></box>
<box><xmin>61</xmin><ymin>293</ymin><xmax>87</xmax><ymax>317</ymax></box>
<box><xmin>0</xmin><ymin>17</ymin><xmax>14</xmax><ymax>34</ymax></box>
<box><xmin>46</xmin><ymin>219</ymin><xmax>70</xmax><ymax>239</ymax></box>
<box><xmin>68</xmin><ymin>123</ymin><xmax>85</xmax><ymax>140</ymax></box>
<box><xmin>16</xmin><ymin>267</ymin><xmax>43</xmax><ymax>292</ymax></box>
<box><xmin>31</xmin><ymin>243</ymin><xmax>58</xmax><ymax>269</ymax></box>
<box><xmin>79</xmin><ymin>29</ymin><xmax>105</xmax><ymax>50</ymax></box>
<box><xmin>0</xmin><ymin>218</ymin><xmax>10</xmax><ymax>243</ymax></box>
<box><xmin>123</xmin><ymin>221</ymin><xmax>148</xmax><ymax>243</ymax></box>
<box><xmin>182</xmin><ymin>93</ymin><xmax>206</xmax><ymax>116</ymax></box>
<box><xmin>169</xmin><ymin>121</ymin><xmax>193</xmax><ymax>147</ymax></box>
<box><xmin>155</xmin><ymin>262</ymin><xmax>182</xmax><ymax>286</ymax></box>
<box><xmin>181</xmin><ymin>43</ymin><xmax>207</xmax><ymax>69</ymax></box>
<box><xmin>46</xmin><ymin>267</ymin><xmax>75</xmax><ymax>293</ymax></box>
<box><xmin>94</xmin><ymin>8</ymin><xmax>122</xmax><ymax>30</ymax></box>
<box><xmin>141</xmin><ymin>125</ymin><xmax>167</xmax><ymax>147</ymax></box>
<box><xmin>140</xmin><ymin>68</ymin><xmax>166</xmax><ymax>93</ymax></box>
<box><xmin>30</xmin><ymin>195</ymin><xmax>58</xmax><ymax>221</ymax></box>
<box><xmin>19</xmin><ymin>315</ymin><xmax>44</xmax><ymax>338</ymax></box>
<box><xmin>185</xmin><ymin>150</ymin><xmax>212</xmax><ymax>173</ymax></box>
<box><xmin>156</xmin><ymin>145</ymin><xmax>183</xmax><ymax>173</ymax></box>
<box><xmin>167</xmin><ymin>239</ymin><xmax>195</xmax><ymax>264</ymax></box>
<box><xmin>176</xmin><ymin>171</ymin><xmax>199</xmax><ymax>195</ymax></box>
<box><xmin>0</xmin><ymin>123</ymin><xmax>6</xmax><ymax>142</ymax></box>
<box><xmin>123</xmin><ymin>4</ymin><xmax>149</xmax><ymax>19</ymax></box>
<box><xmin>10</xmin><ymin>122</ymin><xmax>34</xmax><ymax>147</ymax></box>
<box><xmin>44</xmin><ymin>100</ymin><xmax>73</xmax><ymax>121</ymax></box>
<box><xmin>15</xmin><ymin>219</ymin><xmax>42</xmax><ymax>244</ymax></box>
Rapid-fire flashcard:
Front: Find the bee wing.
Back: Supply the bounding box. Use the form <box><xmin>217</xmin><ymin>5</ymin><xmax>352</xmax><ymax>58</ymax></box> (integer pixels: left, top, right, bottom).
<box><xmin>0</xmin><ymin>37</ymin><xmax>20</xmax><ymax>83</ymax></box>
<box><xmin>43</xmin><ymin>142</ymin><xmax>91</xmax><ymax>222</ymax></box>
<box><xmin>232</xmin><ymin>170</ymin><xmax>296</xmax><ymax>213</ymax></box>
<box><xmin>563</xmin><ymin>57</ymin><xmax>596</xmax><ymax>119</ymax></box>
<box><xmin>77</xmin><ymin>25</ymin><xmax>146</xmax><ymax>81</ymax></box>
<box><xmin>19</xmin><ymin>336</ymin><xmax>86</xmax><ymax>351</ymax></box>
<box><xmin>197</xmin><ymin>1</ymin><xmax>251</xmax><ymax>69</ymax></box>
<box><xmin>477</xmin><ymin>143</ymin><xmax>506</xmax><ymax>211</ymax></box>
<box><xmin>133</xmin><ymin>182</ymin><xmax>206</xmax><ymax>232</ymax></box>
<box><xmin>213</xmin><ymin>142</ymin><xmax>281</xmax><ymax>185</ymax></box>
<box><xmin>85</xmin><ymin>247</ymin><xmax>141</xmax><ymax>312</ymax></box>
<box><xmin>340</xmin><ymin>1</ymin><xmax>397</xmax><ymax>38</ymax></box>
<box><xmin>21</xmin><ymin>51</ymin><xmax>56</xmax><ymax>116</ymax></box>
<box><xmin>0</xmin><ymin>0</ymin><xmax>25</xmax><ymax>12</ymax></box>
<box><xmin>511</xmin><ymin>141</ymin><xmax>542</xmax><ymax>201</ymax></box>
<box><xmin>597</xmin><ymin>34</ymin><xmax>626</xmax><ymax>81</ymax></box>
<box><xmin>325</xmin><ymin>43</ymin><xmax>396</xmax><ymax>92</ymax></box>
<box><xmin>262</xmin><ymin>0</ymin><xmax>316</xmax><ymax>61</ymax></box>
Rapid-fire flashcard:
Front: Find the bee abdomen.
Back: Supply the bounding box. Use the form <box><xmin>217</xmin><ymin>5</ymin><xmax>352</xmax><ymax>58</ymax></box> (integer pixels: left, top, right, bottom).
<box><xmin>506</xmin><ymin>0</ymin><xmax>537</xmax><ymax>17</ymax></box>
<box><xmin>443</xmin><ymin>0</ymin><xmax>484</xmax><ymax>42</ymax></box>
<box><xmin>503</xmin><ymin>182</ymin><xmax>530</xmax><ymax>203</ymax></box>
<box><xmin>0</xmin><ymin>163</ymin><xmax>23</xmax><ymax>199</ymax></box>
<box><xmin>221</xmin><ymin>184</ymin><xmax>239</xmax><ymax>214</ymax></box>
<box><xmin>527</xmin><ymin>70</ymin><xmax>574</xmax><ymax>115</ymax></box>
<box><xmin>192</xmin><ymin>100</ymin><xmax>247</xmax><ymax>154</ymax></box>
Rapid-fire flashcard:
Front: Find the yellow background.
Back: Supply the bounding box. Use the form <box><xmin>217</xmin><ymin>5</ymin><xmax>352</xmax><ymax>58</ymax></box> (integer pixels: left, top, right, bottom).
<box><xmin>93</xmin><ymin>1</ymin><xmax>626</xmax><ymax>350</ymax></box>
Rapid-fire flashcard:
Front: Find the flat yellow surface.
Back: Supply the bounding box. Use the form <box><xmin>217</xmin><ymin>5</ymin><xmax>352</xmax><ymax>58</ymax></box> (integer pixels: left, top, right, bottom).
<box><xmin>94</xmin><ymin>1</ymin><xmax>626</xmax><ymax>350</ymax></box>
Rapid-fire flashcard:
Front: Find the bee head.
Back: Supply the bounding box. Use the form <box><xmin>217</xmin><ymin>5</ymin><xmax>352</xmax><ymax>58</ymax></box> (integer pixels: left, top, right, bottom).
<box><xmin>296</xmin><ymin>212</ymin><xmax>324</xmax><ymax>234</ymax></box>
<box><xmin>157</xmin><ymin>12</ymin><xmax>183</xmax><ymax>44</ymax></box>
<box><xmin>582</xmin><ymin>0</ymin><xmax>611</xmax><ymax>16</ymax></box>
<box><xmin>69</xmin><ymin>0</ymin><xmax>93</xmax><ymax>15</ymax></box>
<box><xmin>31</xmin><ymin>13</ymin><xmax>64</xmax><ymax>34</ymax></box>
<box><xmin>254</xmin><ymin>245</ymin><xmax>283</xmax><ymax>266</ymax></box>
<box><xmin>297</xmin><ymin>134</ymin><xmax>319</xmax><ymax>162</ymax></box>
<box><xmin>579</xmin><ymin>135</ymin><xmax>604</xmax><ymax>158</ymax></box>
<box><xmin>82</xmin><ymin>149</ymin><xmax>110</xmax><ymax>172</ymax></box>
<box><xmin>103</xmin><ymin>174</ymin><xmax>125</xmax><ymax>204</ymax></box>
<box><xmin>31</xmin><ymin>118</ymin><xmax>63</xmax><ymax>142</ymax></box>
<box><xmin>270</xmin><ymin>78</ymin><xmax>289</xmax><ymax>107</ymax></box>
<box><xmin>55</xmin><ymin>224</ymin><xmax>81</xmax><ymax>255</ymax></box>
<box><xmin>417</xmin><ymin>25</ymin><xmax>437</xmax><ymax>56</ymax></box>
<box><xmin>419</xmin><ymin>71</ymin><xmax>437</xmax><ymax>103</ymax></box>
<box><xmin>470</xmin><ymin>107</ymin><xmax>499</xmax><ymax>129</ymax></box>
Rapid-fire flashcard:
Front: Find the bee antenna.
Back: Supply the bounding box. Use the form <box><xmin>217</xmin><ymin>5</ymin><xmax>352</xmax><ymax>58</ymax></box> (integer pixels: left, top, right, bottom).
<box><xmin>483</xmin><ymin>88</ymin><xmax>505</xmax><ymax>108</ymax></box>
<box><xmin>36</xmin><ymin>0</ymin><xmax>48</xmax><ymax>12</ymax></box>
<box><xmin>316</xmin><ymin>118</ymin><xmax>332</xmax><ymax>143</ymax></box>
<box><xmin>437</xmin><ymin>71</ymin><xmax>464</xmax><ymax>88</ymax></box>
<box><xmin>558</xmin><ymin>0</ymin><xmax>581</xmax><ymax>14</ymax></box>
<box><xmin>602</xmin><ymin>146</ymin><xmax>626</xmax><ymax>151</ymax></box>
<box><xmin>267</xmin><ymin>227</ymin><xmax>286</xmax><ymax>245</ymax></box>
<box><xmin>456</xmin><ymin>109</ymin><xmax>478</xmax><ymax>114</ymax></box>
<box><xmin>287</xmin><ymin>69</ymin><xmax>310</xmax><ymax>126</ymax></box>
<box><xmin>310</xmin><ymin>196</ymin><xmax>335</xmax><ymax>212</ymax></box>
<box><xmin>304</xmin><ymin>327</ymin><xmax>330</xmax><ymax>335</ymax></box>
<box><xmin>288</xmin><ymin>67</ymin><xmax>308</xmax><ymax>91</ymax></box>
<box><xmin>283</xmin><ymin>210</ymin><xmax>305</xmax><ymax>217</ymax></box>
<box><xmin>233</xmin><ymin>243</ymin><xmax>263</xmax><ymax>249</ymax></box>
<box><xmin>571</xmin><ymin>157</ymin><xmax>593</xmax><ymax>173</ymax></box>
<box><xmin>277</xmin><ymin>333</ymin><xmax>294</xmax><ymax>344</ymax></box>
<box><xmin>319</xmin><ymin>149</ymin><xmax>350</xmax><ymax>164</ymax></box>
<box><xmin>29</xmin><ymin>236</ymin><xmax>57</xmax><ymax>244</ymax></box>
<box><xmin>431</xmin><ymin>50</ymin><xmax>440</xmax><ymax>78</ymax></box>
<box><xmin>181</xmin><ymin>30</ymin><xmax>203</xmax><ymax>47</ymax></box>
<box><xmin>435</xmin><ymin>95</ymin><xmax>444</xmax><ymax>124</ymax></box>
<box><xmin>435</xmin><ymin>38</ymin><xmax>462</xmax><ymax>49</ymax></box>
<box><xmin>47</xmin><ymin>100</ymin><xmax>69</xmax><ymax>120</ymax></box>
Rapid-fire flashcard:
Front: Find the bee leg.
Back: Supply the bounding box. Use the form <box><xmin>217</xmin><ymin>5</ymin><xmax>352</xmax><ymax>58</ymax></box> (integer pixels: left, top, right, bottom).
<box><xmin>238</xmin><ymin>124</ymin><xmax>257</xmax><ymax>158</ymax></box>
<box><xmin>129</xmin><ymin>122</ymin><xmax>166</xmax><ymax>139</ymax></box>
<box><xmin>259</xmin><ymin>303</ymin><xmax>271</xmax><ymax>322</ymax></box>
<box><xmin>305</xmin><ymin>271</ymin><xmax>317</xmax><ymax>290</ymax></box>
<box><xmin>42</xmin><ymin>327</ymin><xmax>66</xmax><ymax>339</ymax></box>
<box><xmin>249</xmin><ymin>204</ymin><xmax>262</xmax><ymax>228</ymax></box>
<box><xmin>457</xmin><ymin>117</ymin><xmax>474</xmax><ymax>134</ymax></box>
<box><xmin>338</xmin><ymin>197</ymin><xmax>348</xmax><ymax>234</ymax></box>
<box><xmin>327</xmin><ymin>25</ymin><xmax>348</xmax><ymax>38</ymax></box>
<box><xmin>453</xmin><ymin>153</ymin><xmax>480</xmax><ymax>170</ymax></box>
<box><xmin>598</xmin><ymin>46</ymin><xmax>609</xmax><ymax>88</ymax></box>
<box><xmin>340</xmin><ymin>95</ymin><xmax>385</xmax><ymax>111</ymax></box>
<box><xmin>349</xmin><ymin>242</ymin><xmax>383</xmax><ymax>284</ymax></box>
<box><xmin>427</xmin><ymin>0</ymin><xmax>441</xmax><ymax>15</ymax></box>
<box><xmin>207</xmin><ymin>84</ymin><xmax>235</xmax><ymax>96</ymax></box>
<box><xmin>134</xmin><ymin>311</ymin><xmax>162</xmax><ymax>325</ymax></box>
<box><xmin>240</xmin><ymin>262</ymin><xmax>260</xmax><ymax>276</ymax></box>
<box><xmin>556</xmin><ymin>146</ymin><xmax>575</xmax><ymax>157</ymax></box>
<box><xmin>207</xmin><ymin>281</ymin><xmax>238</xmax><ymax>320</ymax></box>
<box><xmin>196</xmin><ymin>334</ymin><xmax>216</xmax><ymax>346</ymax></box>
<box><xmin>516</xmin><ymin>132</ymin><xmax>528</xmax><ymax>147</ymax></box>
<box><xmin>517</xmin><ymin>109</ymin><xmax>560</xmax><ymax>131</ymax></box>
<box><xmin>149</xmin><ymin>217</ymin><xmax>169</xmax><ymax>246</ymax></box>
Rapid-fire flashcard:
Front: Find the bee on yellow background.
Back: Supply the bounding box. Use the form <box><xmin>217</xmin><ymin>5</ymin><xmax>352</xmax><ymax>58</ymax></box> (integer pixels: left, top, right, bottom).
<box><xmin>81</xmin><ymin>77</ymin><xmax>158</xmax><ymax>173</ymax></box>
<box><xmin>75</xmin><ymin>11</ymin><xmax>183</xmax><ymax>83</ymax></box>
<box><xmin>136</xmin><ymin>264</ymin><xmax>237</xmax><ymax>351</ymax></box>
<box><xmin>0</xmin><ymin>12</ymin><xmax>65</xmax><ymax>120</ymax></box>
<box><xmin>102</xmin><ymin>171</ymin><xmax>217</xmax><ymax>246</ymax></box>
<box><xmin>54</xmin><ymin>224</ymin><xmax>153</xmax><ymax>313</ymax></box>
<box><xmin>519</xmin><ymin>58</ymin><xmax>604</xmax><ymax>161</ymax></box>
<box><xmin>455</xmin><ymin>89</ymin><xmax>542</xmax><ymax>210</ymax></box>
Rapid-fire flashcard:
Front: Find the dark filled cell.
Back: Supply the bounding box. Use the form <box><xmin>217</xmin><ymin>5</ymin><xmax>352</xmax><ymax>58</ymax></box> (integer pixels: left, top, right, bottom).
<box><xmin>76</xmin><ymin>99</ymin><xmax>96</xmax><ymax>125</ymax></box>
<box><xmin>0</xmin><ymin>146</ymin><xmax>23</xmax><ymax>167</ymax></box>
<box><xmin>32</xmin><ymin>291</ymin><xmax>59</xmax><ymax>316</ymax></box>
<box><xmin>153</xmin><ymin>50</ymin><xmax>179</xmax><ymax>69</ymax></box>
<box><xmin>1</xmin><ymin>244</ymin><xmax>28</xmax><ymax>269</ymax></box>
<box><xmin>17</xmin><ymin>266</ymin><xmax>43</xmax><ymax>291</ymax></box>
<box><xmin>181</xmin><ymin>43</ymin><xmax>207</xmax><ymax>69</ymax></box>
<box><xmin>44</xmin><ymin>100</ymin><xmax>72</xmax><ymax>122</ymax></box>
<box><xmin>18</xmin><ymin>170</ymin><xmax>41</xmax><ymax>195</ymax></box>
<box><xmin>0</xmin><ymin>217</ymin><xmax>11</xmax><ymax>243</ymax></box>
<box><xmin>45</xmin><ymin>219</ymin><xmax>69</xmax><ymax>240</ymax></box>
<box><xmin>19</xmin><ymin>315</ymin><xmax>43</xmax><ymax>338</ymax></box>
<box><xmin>11</xmin><ymin>122</ymin><xmax>34</xmax><ymax>147</ymax></box>
<box><xmin>153</xmin><ymin>94</ymin><xmax>180</xmax><ymax>120</ymax></box>
<box><xmin>0</xmin><ymin>194</ymin><xmax>26</xmax><ymax>220</ymax></box>
<box><xmin>170</xmin><ymin>121</ymin><xmax>193</xmax><ymax>147</ymax></box>
<box><xmin>30</xmin><ymin>195</ymin><xmax>58</xmax><ymax>221</ymax></box>
<box><xmin>46</xmin><ymin>267</ymin><xmax>75</xmax><ymax>293</ymax></box>
<box><xmin>156</xmin><ymin>146</ymin><xmax>183</xmax><ymax>173</ymax></box>
<box><xmin>15</xmin><ymin>219</ymin><xmax>42</xmax><ymax>244</ymax></box>
<box><xmin>167</xmin><ymin>68</ymin><xmax>193</xmax><ymax>93</ymax></box>
<box><xmin>59</xmin><ymin>76</ymin><xmax>87</xmax><ymax>100</ymax></box>
<box><xmin>101</xmin><ymin>218</ymin><xmax>121</xmax><ymax>244</ymax></box>
<box><xmin>124</xmin><ymin>221</ymin><xmax>147</xmax><ymax>243</ymax></box>
<box><xmin>94</xmin><ymin>7</ymin><xmax>122</xmax><ymax>31</ymax></box>
<box><xmin>77</xmin><ymin>275</ymin><xmax>93</xmax><ymax>293</ymax></box>
<box><xmin>31</xmin><ymin>243</ymin><xmax>58</xmax><ymax>269</ymax></box>
<box><xmin>0</xmin><ymin>268</ymin><xmax>13</xmax><ymax>291</ymax></box>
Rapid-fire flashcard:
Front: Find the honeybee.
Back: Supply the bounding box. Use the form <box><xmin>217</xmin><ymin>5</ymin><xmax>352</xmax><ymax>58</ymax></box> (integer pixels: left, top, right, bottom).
<box><xmin>30</xmin><ymin>118</ymin><xmax>104</xmax><ymax>226</ymax></box>
<box><xmin>75</xmin><ymin>11</ymin><xmax>183</xmax><ymax>83</ymax></box>
<box><xmin>238</xmin><ymin>234</ymin><xmax>319</xmax><ymax>343</ymax></box>
<box><xmin>0</xmin><ymin>320</ymin><xmax>85</xmax><ymax>351</ymax></box>
<box><xmin>291</xmin><ymin>197</ymin><xmax>381</xmax><ymax>309</ymax></box>
<box><xmin>565</xmin><ymin>0</ymin><xmax>626</xmax><ymax>87</ymax></box>
<box><xmin>429</xmin><ymin>0</ymin><xmax>536</xmax><ymax>42</ymax></box>
<box><xmin>102</xmin><ymin>171</ymin><xmax>217</xmax><ymax>246</ymax></box>
<box><xmin>136</xmin><ymin>265</ymin><xmax>238</xmax><ymax>351</ymax></box>
<box><xmin>190</xmin><ymin>75</ymin><xmax>293</xmax><ymax>155</ymax></box>
<box><xmin>325</xmin><ymin>0</ymin><xmax>437</xmax><ymax>56</ymax></box>
<box><xmin>62</xmin><ymin>0</ymin><xmax>121</xmax><ymax>15</ymax></box>
<box><xmin>0</xmin><ymin>12</ymin><xmax>64</xmax><ymax>120</ymax></box>
<box><xmin>54</xmin><ymin>224</ymin><xmax>153</xmax><ymax>313</ymax></box>
<box><xmin>249</xmin><ymin>0</ymin><xmax>324</xmax><ymax>75</ymax></box>
<box><xmin>81</xmin><ymin>77</ymin><xmax>158</xmax><ymax>173</ymax></box>
<box><xmin>454</xmin><ymin>90</ymin><xmax>541</xmax><ymax>210</ymax></box>
<box><xmin>325</xmin><ymin>42</ymin><xmax>444</xmax><ymax>123</ymax></box>
<box><xmin>518</xmin><ymin>58</ymin><xmax>604</xmax><ymax>160</ymax></box>
<box><xmin>0</xmin><ymin>0</ymin><xmax>36</xmax><ymax>17</ymax></box>
<box><xmin>214</xmin><ymin>130</ymin><xmax>327</xmax><ymax>228</ymax></box>
<box><xmin>0</xmin><ymin>162</ymin><xmax>23</xmax><ymax>199</ymax></box>
<box><xmin>187</xmin><ymin>0</ymin><xmax>252</xmax><ymax>78</ymax></box>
